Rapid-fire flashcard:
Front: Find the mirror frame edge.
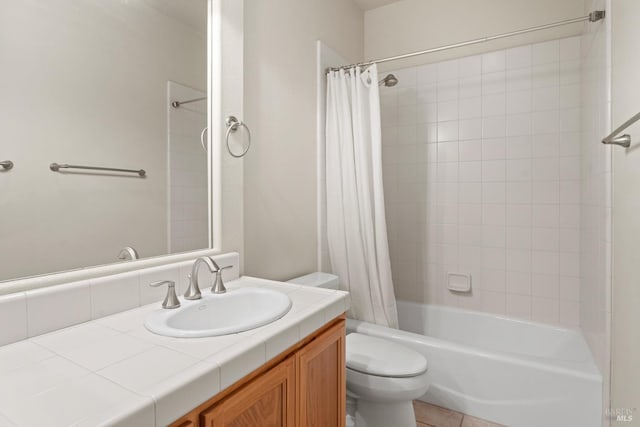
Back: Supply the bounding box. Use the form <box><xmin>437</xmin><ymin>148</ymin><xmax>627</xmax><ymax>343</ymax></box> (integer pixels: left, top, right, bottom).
<box><xmin>0</xmin><ymin>0</ymin><xmax>223</xmax><ymax>296</ymax></box>
<box><xmin>209</xmin><ymin>0</ymin><xmax>223</xmax><ymax>252</ymax></box>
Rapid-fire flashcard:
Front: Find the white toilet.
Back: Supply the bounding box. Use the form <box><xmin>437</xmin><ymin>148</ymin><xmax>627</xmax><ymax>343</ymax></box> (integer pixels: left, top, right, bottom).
<box><xmin>288</xmin><ymin>273</ymin><xmax>430</xmax><ymax>427</ymax></box>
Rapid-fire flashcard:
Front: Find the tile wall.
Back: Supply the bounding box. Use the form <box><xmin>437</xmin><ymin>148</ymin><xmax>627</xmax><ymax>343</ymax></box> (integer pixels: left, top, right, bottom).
<box><xmin>168</xmin><ymin>82</ymin><xmax>209</xmax><ymax>254</ymax></box>
<box><xmin>382</xmin><ymin>36</ymin><xmax>583</xmax><ymax>327</ymax></box>
<box><xmin>0</xmin><ymin>253</ymin><xmax>240</xmax><ymax>347</ymax></box>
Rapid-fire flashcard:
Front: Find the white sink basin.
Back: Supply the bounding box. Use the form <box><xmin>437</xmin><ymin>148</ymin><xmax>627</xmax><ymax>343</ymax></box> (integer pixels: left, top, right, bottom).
<box><xmin>144</xmin><ymin>287</ymin><xmax>292</xmax><ymax>338</ymax></box>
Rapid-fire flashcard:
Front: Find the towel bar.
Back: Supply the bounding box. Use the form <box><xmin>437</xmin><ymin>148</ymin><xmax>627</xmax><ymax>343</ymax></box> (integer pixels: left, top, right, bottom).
<box><xmin>50</xmin><ymin>163</ymin><xmax>146</xmax><ymax>177</ymax></box>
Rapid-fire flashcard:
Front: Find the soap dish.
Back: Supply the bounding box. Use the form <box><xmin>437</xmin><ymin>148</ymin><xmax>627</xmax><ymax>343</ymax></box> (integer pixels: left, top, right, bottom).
<box><xmin>447</xmin><ymin>273</ymin><xmax>471</xmax><ymax>293</ymax></box>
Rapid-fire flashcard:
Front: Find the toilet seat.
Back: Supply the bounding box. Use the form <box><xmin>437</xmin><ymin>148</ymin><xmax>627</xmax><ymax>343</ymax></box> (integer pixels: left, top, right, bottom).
<box><xmin>346</xmin><ymin>333</ymin><xmax>428</xmax><ymax>378</ymax></box>
<box><xmin>346</xmin><ymin>367</ymin><xmax>430</xmax><ymax>402</ymax></box>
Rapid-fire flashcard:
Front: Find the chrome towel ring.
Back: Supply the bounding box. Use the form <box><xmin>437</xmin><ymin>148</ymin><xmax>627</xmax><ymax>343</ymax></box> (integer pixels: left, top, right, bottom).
<box><xmin>225</xmin><ymin>116</ymin><xmax>251</xmax><ymax>158</ymax></box>
<box><xmin>200</xmin><ymin>127</ymin><xmax>208</xmax><ymax>152</ymax></box>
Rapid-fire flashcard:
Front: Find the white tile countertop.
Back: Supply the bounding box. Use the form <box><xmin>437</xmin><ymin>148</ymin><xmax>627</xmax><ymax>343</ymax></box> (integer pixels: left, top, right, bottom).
<box><xmin>0</xmin><ymin>277</ymin><xmax>349</xmax><ymax>427</ymax></box>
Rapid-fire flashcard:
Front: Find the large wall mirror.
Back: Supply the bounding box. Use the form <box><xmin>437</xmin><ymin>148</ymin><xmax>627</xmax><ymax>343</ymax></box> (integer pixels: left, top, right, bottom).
<box><xmin>0</xmin><ymin>0</ymin><xmax>217</xmax><ymax>283</ymax></box>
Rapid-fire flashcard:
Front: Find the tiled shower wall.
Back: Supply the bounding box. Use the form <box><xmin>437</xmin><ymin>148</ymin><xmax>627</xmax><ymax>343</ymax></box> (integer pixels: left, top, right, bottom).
<box><xmin>382</xmin><ymin>36</ymin><xmax>582</xmax><ymax>327</ymax></box>
<box><xmin>168</xmin><ymin>82</ymin><xmax>209</xmax><ymax>254</ymax></box>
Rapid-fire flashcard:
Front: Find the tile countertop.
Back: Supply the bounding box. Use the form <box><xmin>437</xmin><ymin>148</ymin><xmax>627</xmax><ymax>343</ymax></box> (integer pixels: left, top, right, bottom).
<box><xmin>0</xmin><ymin>277</ymin><xmax>349</xmax><ymax>427</ymax></box>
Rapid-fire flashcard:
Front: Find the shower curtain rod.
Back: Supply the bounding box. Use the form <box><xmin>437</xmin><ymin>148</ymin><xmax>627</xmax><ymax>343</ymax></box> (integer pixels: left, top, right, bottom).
<box><xmin>328</xmin><ymin>10</ymin><xmax>605</xmax><ymax>72</ymax></box>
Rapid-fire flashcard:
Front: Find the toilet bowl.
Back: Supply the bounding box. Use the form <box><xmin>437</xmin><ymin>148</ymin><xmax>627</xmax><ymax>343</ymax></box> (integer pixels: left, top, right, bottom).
<box><xmin>287</xmin><ymin>272</ymin><xmax>430</xmax><ymax>427</ymax></box>
<box><xmin>346</xmin><ymin>332</ymin><xmax>429</xmax><ymax>427</ymax></box>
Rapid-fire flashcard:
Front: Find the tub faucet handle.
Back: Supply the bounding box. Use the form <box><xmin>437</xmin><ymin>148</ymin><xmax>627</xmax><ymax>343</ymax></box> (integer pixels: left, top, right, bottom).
<box><xmin>149</xmin><ymin>280</ymin><xmax>180</xmax><ymax>309</ymax></box>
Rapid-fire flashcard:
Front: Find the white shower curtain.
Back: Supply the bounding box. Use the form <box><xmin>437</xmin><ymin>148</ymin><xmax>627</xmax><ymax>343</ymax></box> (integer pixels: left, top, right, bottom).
<box><xmin>325</xmin><ymin>64</ymin><xmax>398</xmax><ymax>328</ymax></box>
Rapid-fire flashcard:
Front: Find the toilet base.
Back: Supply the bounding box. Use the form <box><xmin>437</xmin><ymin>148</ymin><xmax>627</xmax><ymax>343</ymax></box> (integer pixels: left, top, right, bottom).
<box><xmin>354</xmin><ymin>399</ymin><xmax>417</xmax><ymax>427</ymax></box>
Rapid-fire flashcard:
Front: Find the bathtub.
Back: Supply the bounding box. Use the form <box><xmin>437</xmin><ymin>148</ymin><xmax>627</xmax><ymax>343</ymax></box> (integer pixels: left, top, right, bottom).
<box><xmin>347</xmin><ymin>301</ymin><xmax>602</xmax><ymax>427</ymax></box>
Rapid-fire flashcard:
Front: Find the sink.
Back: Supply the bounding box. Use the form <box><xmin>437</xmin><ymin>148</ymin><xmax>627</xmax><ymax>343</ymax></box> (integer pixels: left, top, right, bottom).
<box><xmin>144</xmin><ymin>287</ymin><xmax>292</xmax><ymax>338</ymax></box>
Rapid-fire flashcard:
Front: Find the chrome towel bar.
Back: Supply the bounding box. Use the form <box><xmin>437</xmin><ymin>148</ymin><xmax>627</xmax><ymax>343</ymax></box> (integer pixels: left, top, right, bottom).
<box><xmin>602</xmin><ymin>111</ymin><xmax>640</xmax><ymax>148</ymax></box>
<box><xmin>0</xmin><ymin>160</ymin><xmax>13</xmax><ymax>170</ymax></box>
<box><xmin>171</xmin><ymin>96</ymin><xmax>206</xmax><ymax>109</ymax></box>
<box><xmin>50</xmin><ymin>163</ymin><xmax>146</xmax><ymax>177</ymax></box>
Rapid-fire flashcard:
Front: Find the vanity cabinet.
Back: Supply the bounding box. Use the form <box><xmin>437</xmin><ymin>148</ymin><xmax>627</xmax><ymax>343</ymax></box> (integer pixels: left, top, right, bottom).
<box><xmin>171</xmin><ymin>316</ymin><xmax>346</xmax><ymax>427</ymax></box>
<box><xmin>297</xmin><ymin>320</ymin><xmax>345</xmax><ymax>426</ymax></box>
<box><xmin>201</xmin><ymin>356</ymin><xmax>296</xmax><ymax>426</ymax></box>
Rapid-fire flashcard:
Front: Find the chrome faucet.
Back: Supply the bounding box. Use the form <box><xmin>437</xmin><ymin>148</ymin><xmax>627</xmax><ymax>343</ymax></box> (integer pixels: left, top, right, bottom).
<box><xmin>212</xmin><ymin>265</ymin><xmax>233</xmax><ymax>294</ymax></box>
<box><xmin>188</xmin><ymin>256</ymin><xmax>232</xmax><ymax>296</ymax></box>
<box><xmin>118</xmin><ymin>246</ymin><xmax>139</xmax><ymax>261</ymax></box>
<box><xmin>183</xmin><ymin>274</ymin><xmax>200</xmax><ymax>300</ymax></box>
<box><xmin>189</xmin><ymin>256</ymin><xmax>220</xmax><ymax>296</ymax></box>
<box><xmin>149</xmin><ymin>280</ymin><xmax>180</xmax><ymax>309</ymax></box>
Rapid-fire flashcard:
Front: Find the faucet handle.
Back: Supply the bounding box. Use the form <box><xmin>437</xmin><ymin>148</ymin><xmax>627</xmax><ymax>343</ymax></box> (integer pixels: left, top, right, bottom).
<box><xmin>149</xmin><ymin>280</ymin><xmax>181</xmax><ymax>309</ymax></box>
<box><xmin>183</xmin><ymin>274</ymin><xmax>202</xmax><ymax>300</ymax></box>
<box><xmin>212</xmin><ymin>265</ymin><xmax>233</xmax><ymax>294</ymax></box>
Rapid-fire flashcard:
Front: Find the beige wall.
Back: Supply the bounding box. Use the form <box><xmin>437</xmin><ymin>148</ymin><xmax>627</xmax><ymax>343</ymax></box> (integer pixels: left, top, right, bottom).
<box><xmin>220</xmin><ymin>0</ymin><xmax>245</xmax><ymax>271</ymax></box>
<box><xmin>242</xmin><ymin>0</ymin><xmax>364</xmax><ymax>280</ymax></box>
<box><xmin>611</xmin><ymin>0</ymin><xmax>640</xmax><ymax>422</ymax></box>
<box><xmin>365</xmin><ymin>0</ymin><xmax>585</xmax><ymax>70</ymax></box>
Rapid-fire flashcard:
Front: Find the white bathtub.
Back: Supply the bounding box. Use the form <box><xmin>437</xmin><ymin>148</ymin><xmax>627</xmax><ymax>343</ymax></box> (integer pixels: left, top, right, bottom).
<box><xmin>347</xmin><ymin>301</ymin><xmax>602</xmax><ymax>427</ymax></box>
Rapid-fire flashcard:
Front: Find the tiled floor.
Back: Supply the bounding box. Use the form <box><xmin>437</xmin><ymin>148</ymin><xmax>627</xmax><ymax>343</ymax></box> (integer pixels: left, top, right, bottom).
<box><xmin>414</xmin><ymin>401</ymin><xmax>505</xmax><ymax>427</ymax></box>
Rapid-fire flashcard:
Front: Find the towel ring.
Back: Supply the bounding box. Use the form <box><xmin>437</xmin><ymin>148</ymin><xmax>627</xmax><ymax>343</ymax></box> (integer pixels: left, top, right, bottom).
<box><xmin>225</xmin><ymin>116</ymin><xmax>251</xmax><ymax>158</ymax></box>
<box><xmin>200</xmin><ymin>127</ymin><xmax>208</xmax><ymax>152</ymax></box>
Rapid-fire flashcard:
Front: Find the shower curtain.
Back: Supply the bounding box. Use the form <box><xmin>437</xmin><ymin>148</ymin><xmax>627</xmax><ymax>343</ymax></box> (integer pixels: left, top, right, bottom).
<box><xmin>325</xmin><ymin>64</ymin><xmax>398</xmax><ymax>328</ymax></box>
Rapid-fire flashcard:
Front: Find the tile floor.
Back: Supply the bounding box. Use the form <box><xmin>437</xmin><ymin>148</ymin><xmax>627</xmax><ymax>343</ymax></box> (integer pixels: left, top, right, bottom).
<box><xmin>414</xmin><ymin>401</ymin><xmax>505</xmax><ymax>427</ymax></box>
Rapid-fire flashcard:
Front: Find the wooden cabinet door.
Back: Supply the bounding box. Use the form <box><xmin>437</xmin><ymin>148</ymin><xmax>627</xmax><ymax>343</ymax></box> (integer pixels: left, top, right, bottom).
<box><xmin>296</xmin><ymin>320</ymin><xmax>346</xmax><ymax>427</ymax></box>
<box><xmin>200</xmin><ymin>356</ymin><xmax>296</xmax><ymax>427</ymax></box>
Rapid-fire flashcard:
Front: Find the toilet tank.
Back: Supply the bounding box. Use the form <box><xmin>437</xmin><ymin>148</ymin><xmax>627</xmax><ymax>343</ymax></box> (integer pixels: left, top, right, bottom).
<box><xmin>287</xmin><ymin>272</ymin><xmax>339</xmax><ymax>290</ymax></box>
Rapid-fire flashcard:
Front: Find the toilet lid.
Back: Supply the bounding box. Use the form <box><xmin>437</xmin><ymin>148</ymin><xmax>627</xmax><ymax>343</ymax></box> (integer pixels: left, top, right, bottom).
<box><xmin>346</xmin><ymin>333</ymin><xmax>428</xmax><ymax>378</ymax></box>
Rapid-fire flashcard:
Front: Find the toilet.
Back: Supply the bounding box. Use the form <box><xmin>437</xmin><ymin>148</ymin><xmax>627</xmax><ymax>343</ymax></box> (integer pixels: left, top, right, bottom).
<box><xmin>288</xmin><ymin>273</ymin><xmax>430</xmax><ymax>427</ymax></box>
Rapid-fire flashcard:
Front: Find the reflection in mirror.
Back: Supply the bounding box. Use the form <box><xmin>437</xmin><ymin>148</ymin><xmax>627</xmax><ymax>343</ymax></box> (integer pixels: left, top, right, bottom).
<box><xmin>0</xmin><ymin>0</ymin><xmax>209</xmax><ymax>282</ymax></box>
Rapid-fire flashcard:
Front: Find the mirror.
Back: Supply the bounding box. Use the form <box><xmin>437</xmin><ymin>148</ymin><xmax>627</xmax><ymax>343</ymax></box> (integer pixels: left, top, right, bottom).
<box><xmin>0</xmin><ymin>0</ymin><xmax>211</xmax><ymax>282</ymax></box>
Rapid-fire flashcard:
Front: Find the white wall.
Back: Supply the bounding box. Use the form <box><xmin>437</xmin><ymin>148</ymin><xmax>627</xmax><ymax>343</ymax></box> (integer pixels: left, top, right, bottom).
<box><xmin>0</xmin><ymin>0</ymin><xmax>206</xmax><ymax>280</ymax></box>
<box><xmin>580</xmin><ymin>0</ymin><xmax>612</xmax><ymax>423</ymax></box>
<box><xmin>611</xmin><ymin>0</ymin><xmax>640</xmax><ymax>423</ymax></box>
<box><xmin>220</xmin><ymin>0</ymin><xmax>245</xmax><ymax>271</ymax></box>
<box><xmin>365</xmin><ymin>0</ymin><xmax>585</xmax><ymax>70</ymax></box>
<box><xmin>243</xmin><ymin>0</ymin><xmax>364</xmax><ymax>280</ymax></box>
<box><xmin>381</xmin><ymin>37</ymin><xmax>583</xmax><ymax>326</ymax></box>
